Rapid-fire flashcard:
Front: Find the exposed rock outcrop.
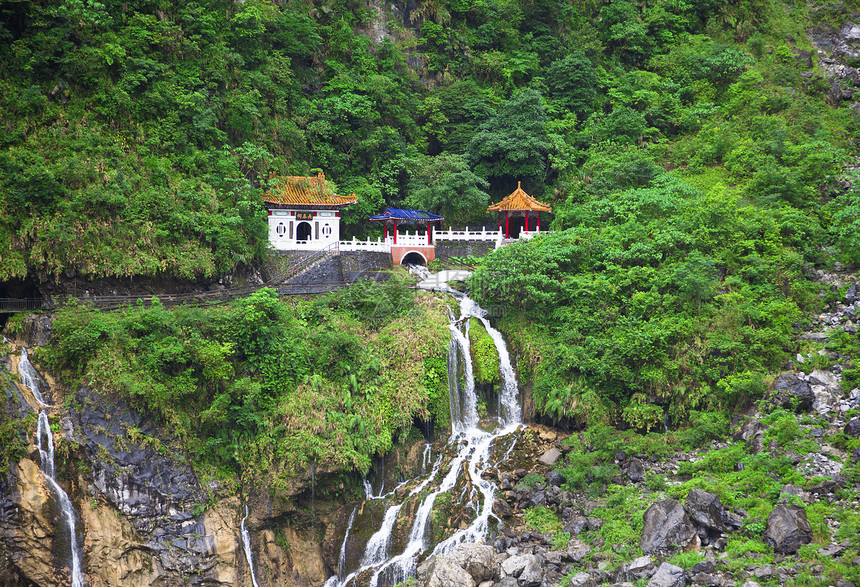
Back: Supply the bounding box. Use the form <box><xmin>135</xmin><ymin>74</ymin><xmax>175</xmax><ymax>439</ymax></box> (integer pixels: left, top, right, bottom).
<box><xmin>764</xmin><ymin>505</ymin><xmax>812</xmax><ymax>554</ymax></box>
<box><xmin>641</xmin><ymin>500</ymin><xmax>697</xmax><ymax>554</ymax></box>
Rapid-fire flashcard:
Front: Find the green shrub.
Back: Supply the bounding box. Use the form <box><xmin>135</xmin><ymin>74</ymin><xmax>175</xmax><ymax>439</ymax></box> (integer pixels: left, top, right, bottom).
<box><xmin>524</xmin><ymin>506</ymin><xmax>562</xmax><ymax>534</ymax></box>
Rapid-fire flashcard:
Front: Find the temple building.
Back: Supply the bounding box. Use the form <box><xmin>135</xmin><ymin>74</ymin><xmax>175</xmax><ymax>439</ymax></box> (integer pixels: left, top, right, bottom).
<box><xmin>262</xmin><ymin>172</ymin><xmax>357</xmax><ymax>250</ymax></box>
<box><xmin>487</xmin><ymin>181</ymin><xmax>551</xmax><ymax>239</ymax></box>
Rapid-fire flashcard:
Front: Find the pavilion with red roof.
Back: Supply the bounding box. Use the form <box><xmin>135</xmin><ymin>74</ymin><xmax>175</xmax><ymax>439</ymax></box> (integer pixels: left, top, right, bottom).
<box><xmin>487</xmin><ymin>181</ymin><xmax>551</xmax><ymax>239</ymax></box>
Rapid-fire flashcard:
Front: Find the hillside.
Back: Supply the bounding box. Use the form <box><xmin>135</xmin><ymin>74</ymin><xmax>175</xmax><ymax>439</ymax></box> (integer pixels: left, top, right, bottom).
<box><xmin>1</xmin><ymin>0</ymin><xmax>858</xmax><ymax>290</ymax></box>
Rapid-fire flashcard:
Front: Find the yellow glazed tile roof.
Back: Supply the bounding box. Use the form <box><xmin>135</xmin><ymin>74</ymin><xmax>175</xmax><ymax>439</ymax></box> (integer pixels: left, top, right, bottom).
<box><xmin>262</xmin><ymin>172</ymin><xmax>357</xmax><ymax>208</ymax></box>
<box><xmin>487</xmin><ymin>182</ymin><xmax>552</xmax><ymax>212</ymax></box>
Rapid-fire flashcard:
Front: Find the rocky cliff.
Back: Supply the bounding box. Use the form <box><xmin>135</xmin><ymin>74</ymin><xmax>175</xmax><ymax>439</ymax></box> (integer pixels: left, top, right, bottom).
<box><xmin>0</xmin><ymin>334</ymin><xmax>366</xmax><ymax>587</ymax></box>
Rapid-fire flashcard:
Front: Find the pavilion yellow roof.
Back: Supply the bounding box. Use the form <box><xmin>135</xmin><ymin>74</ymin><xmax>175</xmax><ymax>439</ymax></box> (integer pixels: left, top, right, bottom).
<box><xmin>487</xmin><ymin>182</ymin><xmax>551</xmax><ymax>212</ymax></box>
<box><xmin>262</xmin><ymin>172</ymin><xmax>357</xmax><ymax>208</ymax></box>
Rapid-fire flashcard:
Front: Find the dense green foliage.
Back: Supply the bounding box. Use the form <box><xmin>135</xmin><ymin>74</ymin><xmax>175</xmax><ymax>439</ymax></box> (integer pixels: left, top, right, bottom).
<box><xmin>2</xmin><ymin>0</ymin><xmax>856</xmax><ymax>285</ymax></box>
<box><xmin>470</xmin><ymin>175</ymin><xmax>820</xmax><ymax>428</ymax></box>
<box><xmin>44</xmin><ymin>281</ymin><xmax>450</xmax><ymax>486</ymax></box>
<box><xmin>2</xmin><ymin>0</ymin><xmax>859</xmax><ymax>444</ymax></box>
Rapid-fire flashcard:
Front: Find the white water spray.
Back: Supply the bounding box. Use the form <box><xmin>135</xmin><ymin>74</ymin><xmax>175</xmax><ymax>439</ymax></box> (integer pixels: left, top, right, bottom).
<box><xmin>241</xmin><ymin>505</ymin><xmax>260</xmax><ymax>587</ymax></box>
<box><xmin>21</xmin><ymin>348</ymin><xmax>85</xmax><ymax>587</ymax></box>
<box><xmin>19</xmin><ymin>347</ymin><xmax>49</xmax><ymax>406</ymax></box>
<box><xmin>325</xmin><ymin>282</ymin><xmax>522</xmax><ymax>587</ymax></box>
<box><xmin>36</xmin><ymin>411</ymin><xmax>85</xmax><ymax>587</ymax></box>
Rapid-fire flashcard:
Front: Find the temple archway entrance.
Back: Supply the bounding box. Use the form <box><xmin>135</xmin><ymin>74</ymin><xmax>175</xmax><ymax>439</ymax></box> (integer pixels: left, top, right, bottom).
<box><xmin>296</xmin><ymin>221</ymin><xmax>312</xmax><ymax>242</ymax></box>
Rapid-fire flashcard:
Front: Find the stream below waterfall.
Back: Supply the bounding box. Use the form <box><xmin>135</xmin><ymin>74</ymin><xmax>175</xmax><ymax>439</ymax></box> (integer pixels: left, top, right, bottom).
<box><xmin>19</xmin><ymin>348</ymin><xmax>86</xmax><ymax>587</ymax></box>
<box><xmin>323</xmin><ymin>284</ymin><xmax>523</xmax><ymax>587</ymax></box>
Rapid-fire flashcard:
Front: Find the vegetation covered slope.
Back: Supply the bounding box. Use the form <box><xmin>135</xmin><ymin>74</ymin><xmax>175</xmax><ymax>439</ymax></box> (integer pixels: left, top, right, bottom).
<box><xmin>41</xmin><ymin>279</ymin><xmax>452</xmax><ymax>490</ymax></box>
<box><xmin>3</xmin><ymin>0</ymin><xmax>860</xmax><ymax>433</ymax></box>
<box><xmin>3</xmin><ymin>0</ymin><xmax>858</xmax><ymax>285</ymax></box>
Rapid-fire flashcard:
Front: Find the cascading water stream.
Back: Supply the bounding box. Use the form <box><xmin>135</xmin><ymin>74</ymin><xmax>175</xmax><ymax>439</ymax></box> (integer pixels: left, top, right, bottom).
<box><xmin>20</xmin><ymin>348</ymin><xmax>85</xmax><ymax>587</ymax></box>
<box><xmin>19</xmin><ymin>347</ymin><xmax>49</xmax><ymax>407</ymax></box>
<box><xmin>36</xmin><ymin>412</ymin><xmax>85</xmax><ymax>587</ymax></box>
<box><xmin>241</xmin><ymin>506</ymin><xmax>260</xmax><ymax>587</ymax></box>
<box><xmin>325</xmin><ymin>282</ymin><xmax>523</xmax><ymax>587</ymax></box>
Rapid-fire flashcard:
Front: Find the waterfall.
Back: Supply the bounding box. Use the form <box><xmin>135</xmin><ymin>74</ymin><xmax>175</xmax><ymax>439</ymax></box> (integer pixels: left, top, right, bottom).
<box><xmin>360</xmin><ymin>503</ymin><xmax>404</xmax><ymax>567</ymax></box>
<box><xmin>36</xmin><ymin>411</ymin><xmax>85</xmax><ymax>587</ymax></box>
<box><xmin>421</xmin><ymin>444</ymin><xmax>431</xmax><ymax>474</ymax></box>
<box><xmin>20</xmin><ymin>348</ymin><xmax>85</xmax><ymax>586</ymax></box>
<box><xmin>338</xmin><ymin>507</ymin><xmax>358</xmax><ymax>577</ymax></box>
<box><xmin>241</xmin><ymin>506</ymin><xmax>260</xmax><ymax>587</ymax></box>
<box><xmin>325</xmin><ymin>285</ymin><xmax>522</xmax><ymax>587</ymax></box>
<box><xmin>19</xmin><ymin>347</ymin><xmax>49</xmax><ymax>406</ymax></box>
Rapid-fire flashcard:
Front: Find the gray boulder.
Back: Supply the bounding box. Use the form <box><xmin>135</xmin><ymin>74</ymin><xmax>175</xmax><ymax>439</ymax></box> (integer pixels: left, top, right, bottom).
<box><xmin>845</xmin><ymin>417</ymin><xmax>860</xmax><ymax>437</ymax></box>
<box><xmin>518</xmin><ymin>557</ymin><xmax>544</xmax><ymax>587</ymax></box>
<box><xmin>564</xmin><ymin>516</ymin><xmax>589</xmax><ymax>535</ymax></box>
<box><xmin>684</xmin><ymin>489</ymin><xmax>726</xmax><ymax>531</ymax></box>
<box><xmin>568</xmin><ymin>571</ymin><xmax>596</xmax><ymax>587</ymax></box>
<box><xmin>500</xmin><ymin>554</ymin><xmax>533</xmax><ymax>578</ymax></box>
<box><xmin>647</xmin><ymin>562</ymin><xmax>685</xmax><ymax>587</ymax></box>
<box><xmin>566</xmin><ymin>537</ymin><xmax>592</xmax><ymax>562</ymax></box>
<box><xmin>641</xmin><ymin>500</ymin><xmax>697</xmax><ymax>554</ymax></box>
<box><xmin>627</xmin><ymin>458</ymin><xmax>645</xmax><ymax>482</ymax></box>
<box><xmin>771</xmin><ymin>374</ymin><xmax>813</xmax><ymax>411</ymax></box>
<box><xmin>493</xmin><ymin>498</ymin><xmax>513</xmax><ymax>519</ymax></box>
<box><xmin>846</xmin><ymin>283</ymin><xmax>859</xmax><ymax>303</ymax></box>
<box><xmin>450</xmin><ymin>543</ymin><xmax>497</xmax><ymax>583</ymax></box>
<box><xmin>539</xmin><ymin>447</ymin><xmax>562</xmax><ymax>466</ymax></box>
<box><xmin>500</xmin><ymin>554</ymin><xmax>543</xmax><ymax>587</ymax></box>
<box><xmin>419</xmin><ymin>554</ymin><xmax>476</xmax><ymax>587</ymax></box>
<box><xmin>764</xmin><ymin>505</ymin><xmax>812</xmax><ymax>554</ymax></box>
<box><xmin>615</xmin><ymin>555</ymin><xmax>657</xmax><ymax>582</ymax></box>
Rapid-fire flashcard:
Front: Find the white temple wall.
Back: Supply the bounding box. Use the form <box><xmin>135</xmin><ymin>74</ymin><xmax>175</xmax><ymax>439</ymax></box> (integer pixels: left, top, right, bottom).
<box><xmin>268</xmin><ymin>209</ymin><xmax>342</xmax><ymax>251</ymax></box>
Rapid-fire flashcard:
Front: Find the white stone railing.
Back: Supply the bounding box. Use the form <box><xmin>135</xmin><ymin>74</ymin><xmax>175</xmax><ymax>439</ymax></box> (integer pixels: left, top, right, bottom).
<box><xmin>433</xmin><ymin>226</ymin><xmax>503</xmax><ymax>242</ymax></box>
<box><xmin>389</xmin><ymin>231</ymin><xmax>432</xmax><ymax>246</ymax></box>
<box><xmin>334</xmin><ymin>227</ymin><xmax>551</xmax><ymax>252</ymax></box>
<box><xmin>339</xmin><ymin>237</ymin><xmax>390</xmax><ymax>252</ymax></box>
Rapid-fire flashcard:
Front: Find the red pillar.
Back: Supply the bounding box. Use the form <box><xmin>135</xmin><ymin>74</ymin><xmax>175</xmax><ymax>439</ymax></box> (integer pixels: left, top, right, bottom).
<box><xmin>393</xmin><ymin>221</ymin><xmax>398</xmax><ymax>244</ymax></box>
<box><xmin>537</xmin><ymin>213</ymin><xmax>540</xmax><ymax>231</ymax></box>
<box><xmin>498</xmin><ymin>212</ymin><xmax>502</xmax><ymax>232</ymax></box>
<box><xmin>505</xmin><ymin>212</ymin><xmax>510</xmax><ymax>239</ymax></box>
<box><xmin>426</xmin><ymin>223</ymin><xmax>431</xmax><ymax>244</ymax></box>
<box><xmin>525</xmin><ymin>212</ymin><xmax>529</xmax><ymax>232</ymax></box>
<box><xmin>384</xmin><ymin>222</ymin><xmax>388</xmax><ymax>240</ymax></box>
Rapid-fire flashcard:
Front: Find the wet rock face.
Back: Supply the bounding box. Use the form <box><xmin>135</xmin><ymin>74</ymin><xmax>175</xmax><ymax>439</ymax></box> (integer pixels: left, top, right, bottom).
<box><xmin>17</xmin><ymin>314</ymin><xmax>53</xmax><ymax>348</ymax></box>
<box><xmin>0</xmin><ymin>459</ymin><xmax>58</xmax><ymax>587</ymax></box>
<box><xmin>764</xmin><ymin>505</ymin><xmax>812</xmax><ymax>554</ymax></box>
<box><xmin>74</xmin><ymin>386</ymin><xmax>206</xmax><ymax>526</ymax></box>
<box><xmin>70</xmin><ymin>386</ymin><xmax>244</xmax><ymax>586</ymax></box>
<box><xmin>684</xmin><ymin>489</ymin><xmax>727</xmax><ymax>532</ymax></box>
<box><xmin>770</xmin><ymin>374</ymin><xmax>814</xmax><ymax>411</ymax></box>
<box><xmin>641</xmin><ymin>499</ymin><xmax>697</xmax><ymax>554</ymax></box>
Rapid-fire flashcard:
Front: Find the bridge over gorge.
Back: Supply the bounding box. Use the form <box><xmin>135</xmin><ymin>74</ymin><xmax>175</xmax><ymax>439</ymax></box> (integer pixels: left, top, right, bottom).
<box><xmin>0</xmin><ymin>228</ymin><xmax>550</xmax><ymax>314</ymax></box>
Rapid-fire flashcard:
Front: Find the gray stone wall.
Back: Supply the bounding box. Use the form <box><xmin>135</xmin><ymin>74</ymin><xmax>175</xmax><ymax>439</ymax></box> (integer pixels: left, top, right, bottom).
<box><xmin>284</xmin><ymin>252</ymin><xmax>393</xmax><ymax>286</ymax></box>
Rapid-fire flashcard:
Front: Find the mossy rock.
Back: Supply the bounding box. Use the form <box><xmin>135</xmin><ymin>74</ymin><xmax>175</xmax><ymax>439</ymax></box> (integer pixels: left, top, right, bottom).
<box><xmin>469</xmin><ymin>318</ymin><xmax>500</xmax><ymax>385</ymax></box>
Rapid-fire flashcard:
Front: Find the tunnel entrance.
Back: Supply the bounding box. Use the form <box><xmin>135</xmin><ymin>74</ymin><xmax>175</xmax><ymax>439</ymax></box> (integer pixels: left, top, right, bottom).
<box><xmin>0</xmin><ymin>277</ymin><xmax>43</xmax><ymax>329</ymax></box>
<box><xmin>401</xmin><ymin>251</ymin><xmax>426</xmax><ymax>266</ymax></box>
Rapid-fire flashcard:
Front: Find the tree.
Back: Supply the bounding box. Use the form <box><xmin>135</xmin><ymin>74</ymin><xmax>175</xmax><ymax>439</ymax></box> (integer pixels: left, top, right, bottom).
<box><xmin>405</xmin><ymin>153</ymin><xmax>489</xmax><ymax>223</ymax></box>
<box><xmin>466</xmin><ymin>88</ymin><xmax>552</xmax><ymax>188</ymax></box>
<box><xmin>546</xmin><ymin>52</ymin><xmax>598</xmax><ymax>114</ymax></box>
